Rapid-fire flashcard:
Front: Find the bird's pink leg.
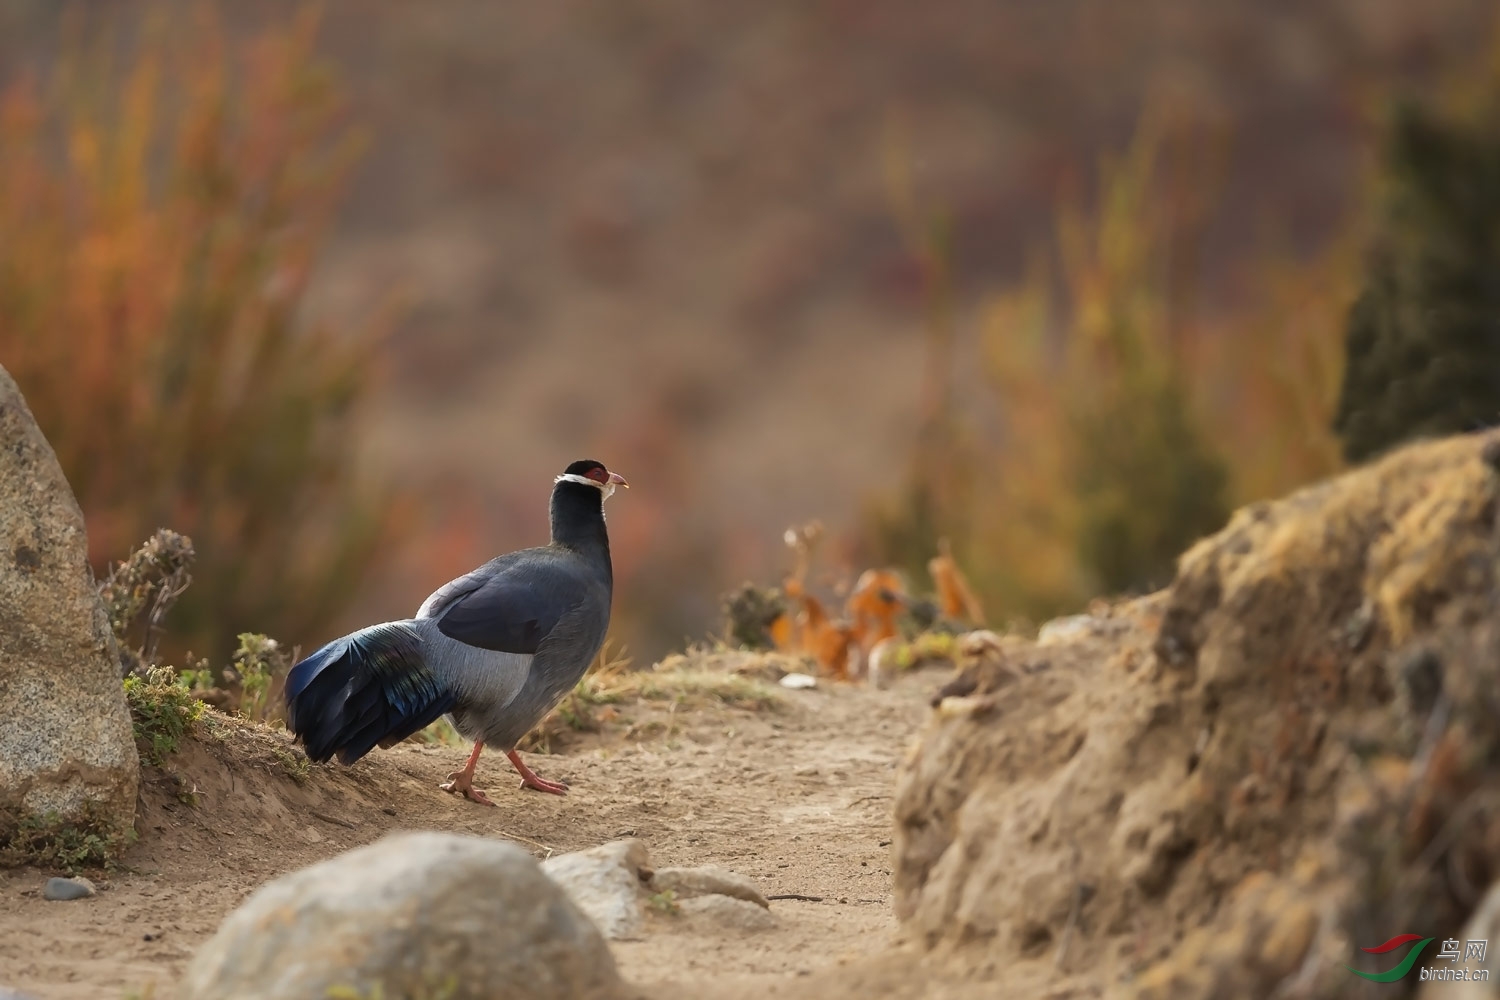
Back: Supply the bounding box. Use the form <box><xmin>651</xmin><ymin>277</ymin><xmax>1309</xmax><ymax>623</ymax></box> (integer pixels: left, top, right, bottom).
<box><xmin>506</xmin><ymin>749</ymin><xmax>569</xmax><ymax>795</ymax></box>
<box><xmin>440</xmin><ymin>741</ymin><xmax>496</xmax><ymax>807</ymax></box>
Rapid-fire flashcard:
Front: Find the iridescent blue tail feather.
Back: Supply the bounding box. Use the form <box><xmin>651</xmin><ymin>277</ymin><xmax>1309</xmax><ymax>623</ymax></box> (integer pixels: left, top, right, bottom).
<box><xmin>284</xmin><ymin>621</ymin><xmax>455</xmax><ymax>765</ymax></box>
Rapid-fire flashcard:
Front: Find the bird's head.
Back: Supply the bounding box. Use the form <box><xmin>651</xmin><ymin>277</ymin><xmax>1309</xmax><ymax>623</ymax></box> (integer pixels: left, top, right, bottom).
<box><xmin>556</xmin><ymin>459</ymin><xmax>629</xmax><ymax>501</ymax></box>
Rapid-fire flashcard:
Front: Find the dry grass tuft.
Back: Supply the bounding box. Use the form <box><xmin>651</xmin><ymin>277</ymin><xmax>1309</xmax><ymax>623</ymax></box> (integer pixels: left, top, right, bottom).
<box><xmin>584</xmin><ymin>667</ymin><xmax>783</xmax><ymax>711</ymax></box>
<box><xmin>513</xmin><ymin>642</ymin><xmax>786</xmax><ymax>753</ymax></box>
<box><xmin>0</xmin><ymin>801</ymin><xmax>134</xmax><ymax>873</ymax></box>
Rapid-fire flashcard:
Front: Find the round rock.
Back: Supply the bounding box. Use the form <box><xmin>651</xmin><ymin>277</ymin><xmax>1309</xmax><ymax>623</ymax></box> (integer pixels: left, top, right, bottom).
<box><xmin>541</xmin><ymin>838</ymin><xmax>653</xmax><ymax>942</ymax></box>
<box><xmin>180</xmin><ymin>831</ymin><xmax>628</xmax><ymax>1000</ymax></box>
<box><xmin>678</xmin><ymin>894</ymin><xmax>778</xmax><ymax>932</ymax></box>
<box><xmin>43</xmin><ymin>876</ymin><xmax>96</xmax><ymax>901</ymax></box>
<box><xmin>651</xmin><ymin>865</ymin><xmax>769</xmax><ymax>909</ymax></box>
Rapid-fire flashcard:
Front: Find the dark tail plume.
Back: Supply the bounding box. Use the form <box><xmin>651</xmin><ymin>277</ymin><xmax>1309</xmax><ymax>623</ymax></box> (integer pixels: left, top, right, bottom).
<box><xmin>284</xmin><ymin>621</ymin><xmax>456</xmax><ymax>765</ymax></box>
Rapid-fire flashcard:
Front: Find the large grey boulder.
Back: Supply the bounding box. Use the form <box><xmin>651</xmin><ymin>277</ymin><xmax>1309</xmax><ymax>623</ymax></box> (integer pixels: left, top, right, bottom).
<box><xmin>0</xmin><ymin>364</ymin><xmax>136</xmax><ymax>837</ymax></box>
<box><xmin>181</xmin><ymin>831</ymin><xmax>629</xmax><ymax>1000</ymax></box>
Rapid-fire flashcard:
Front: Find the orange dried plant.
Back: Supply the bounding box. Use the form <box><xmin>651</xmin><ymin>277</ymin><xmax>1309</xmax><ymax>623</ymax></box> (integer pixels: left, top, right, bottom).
<box><xmin>761</xmin><ymin>520</ymin><xmax>859</xmax><ymax>678</ymax></box>
<box><xmin>928</xmin><ymin>538</ymin><xmax>986</xmax><ymax>624</ymax></box>
<box><xmin>846</xmin><ymin>568</ymin><xmax>907</xmax><ymax>656</ymax></box>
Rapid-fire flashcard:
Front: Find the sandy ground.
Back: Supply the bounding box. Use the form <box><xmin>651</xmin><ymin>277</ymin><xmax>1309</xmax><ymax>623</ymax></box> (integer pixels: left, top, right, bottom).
<box><xmin>0</xmin><ymin>668</ymin><xmax>937</xmax><ymax>999</ymax></box>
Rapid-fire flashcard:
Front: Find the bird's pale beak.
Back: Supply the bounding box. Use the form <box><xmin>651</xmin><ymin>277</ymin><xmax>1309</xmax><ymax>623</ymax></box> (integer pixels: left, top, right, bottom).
<box><xmin>607</xmin><ymin>472</ymin><xmax>629</xmax><ymax>489</ymax></box>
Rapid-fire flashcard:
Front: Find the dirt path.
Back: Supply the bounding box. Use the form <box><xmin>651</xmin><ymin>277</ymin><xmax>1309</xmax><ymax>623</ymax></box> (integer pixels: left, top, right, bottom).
<box><xmin>0</xmin><ymin>667</ymin><xmax>937</xmax><ymax>999</ymax></box>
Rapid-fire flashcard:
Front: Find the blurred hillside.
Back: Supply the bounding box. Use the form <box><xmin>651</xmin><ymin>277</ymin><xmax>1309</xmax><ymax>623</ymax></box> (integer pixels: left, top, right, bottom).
<box><xmin>0</xmin><ymin>0</ymin><xmax>1495</xmax><ymax>660</ymax></box>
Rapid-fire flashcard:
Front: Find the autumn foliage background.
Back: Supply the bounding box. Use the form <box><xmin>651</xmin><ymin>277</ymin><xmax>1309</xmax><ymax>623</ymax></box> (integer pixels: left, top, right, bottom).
<box><xmin>0</xmin><ymin>1</ymin><xmax>1497</xmax><ymax>663</ymax></box>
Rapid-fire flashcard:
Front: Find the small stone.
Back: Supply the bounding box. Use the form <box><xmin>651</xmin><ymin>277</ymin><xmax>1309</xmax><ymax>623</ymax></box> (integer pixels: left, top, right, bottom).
<box><xmin>43</xmin><ymin>876</ymin><xmax>96</xmax><ymax>901</ymax></box>
<box><xmin>678</xmin><ymin>894</ymin><xmax>777</xmax><ymax>932</ymax></box>
<box><xmin>541</xmin><ymin>839</ymin><xmax>653</xmax><ymax>942</ymax></box>
<box><xmin>652</xmin><ymin>865</ymin><xmax>769</xmax><ymax>908</ymax></box>
<box><xmin>779</xmin><ymin>672</ymin><xmax>817</xmax><ymax>689</ymax></box>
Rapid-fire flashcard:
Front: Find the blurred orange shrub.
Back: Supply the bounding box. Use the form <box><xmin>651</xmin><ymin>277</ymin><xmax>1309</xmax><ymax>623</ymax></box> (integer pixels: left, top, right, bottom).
<box><xmin>978</xmin><ymin>110</ymin><xmax>1232</xmax><ymax>610</ymax></box>
<box><xmin>0</xmin><ymin>7</ymin><xmax>402</xmax><ymax>660</ymax></box>
<box><xmin>870</xmin><ymin>105</ymin><xmax>1356</xmax><ymax>623</ymax></box>
<box><xmin>981</xmin><ymin>113</ymin><xmax>1359</xmax><ymax>616</ymax></box>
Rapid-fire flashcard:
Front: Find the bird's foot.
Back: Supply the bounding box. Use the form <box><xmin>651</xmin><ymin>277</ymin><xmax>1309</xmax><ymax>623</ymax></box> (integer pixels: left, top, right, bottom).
<box><xmin>506</xmin><ymin>749</ymin><xmax>569</xmax><ymax>796</ymax></box>
<box><xmin>439</xmin><ymin>770</ymin><xmax>496</xmax><ymax>807</ymax></box>
<box><xmin>518</xmin><ymin>773</ymin><xmax>569</xmax><ymax>796</ymax></box>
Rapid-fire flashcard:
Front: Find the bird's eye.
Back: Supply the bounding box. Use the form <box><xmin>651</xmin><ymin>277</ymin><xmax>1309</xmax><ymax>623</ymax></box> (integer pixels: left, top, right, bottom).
<box><xmin>585</xmin><ymin>467</ymin><xmax>609</xmax><ymax>484</ymax></box>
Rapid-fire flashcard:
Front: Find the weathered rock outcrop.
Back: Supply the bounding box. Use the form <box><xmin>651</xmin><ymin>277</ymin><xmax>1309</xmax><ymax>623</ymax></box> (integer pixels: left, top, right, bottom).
<box><xmin>181</xmin><ymin>830</ymin><xmax>629</xmax><ymax>1000</ymax></box>
<box><xmin>0</xmin><ymin>364</ymin><xmax>136</xmax><ymax>841</ymax></box>
<box><xmin>890</xmin><ymin>431</ymin><xmax>1500</xmax><ymax>998</ymax></box>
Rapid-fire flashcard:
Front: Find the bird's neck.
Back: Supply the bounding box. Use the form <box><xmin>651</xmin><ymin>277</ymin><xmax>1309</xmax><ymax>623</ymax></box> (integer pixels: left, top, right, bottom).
<box><xmin>549</xmin><ymin>482</ymin><xmax>612</xmax><ymax>568</ymax></box>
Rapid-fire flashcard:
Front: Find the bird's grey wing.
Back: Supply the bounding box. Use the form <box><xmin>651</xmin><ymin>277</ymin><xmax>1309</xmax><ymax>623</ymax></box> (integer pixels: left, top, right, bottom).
<box><xmin>429</xmin><ymin>560</ymin><xmax>586</xmax><ymax>655</ymax></box>
<box><xmin>416</xmin><ymin>566</ymin><xmax>488</xmax><ymax>620</ymax></box>
<box><xmin>521</xmin><ymin>600</ymin><xmax>608</xmax><ymax>716</ymax></box>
